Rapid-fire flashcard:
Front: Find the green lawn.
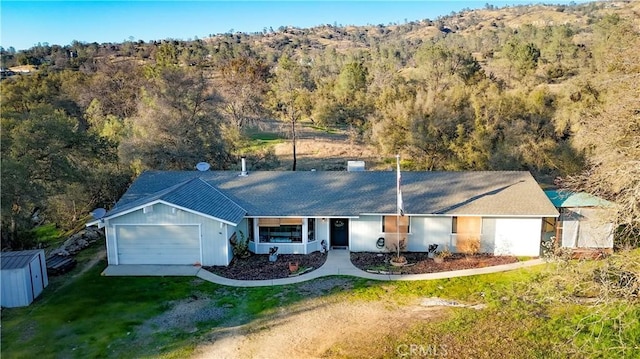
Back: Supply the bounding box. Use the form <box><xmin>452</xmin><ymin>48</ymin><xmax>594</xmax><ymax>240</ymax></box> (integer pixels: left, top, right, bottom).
<box><xmin>302</xmin><ymin>122</ymin><xmax>343</xmax><ymax>134</ymax></box>
<box><xmin>30</xmin><ymin>224</ymin><xmax>63</xmax><ymax>244</ymax></box>
<box><xmin>2</xmin><ymin>247</ymin><xmax>639</xmax><ymax>358</ymax></box>
<box><xmin>240</xmin><ymin>128</ymin><xmax>285</xmax><ymax>149</ymax></box>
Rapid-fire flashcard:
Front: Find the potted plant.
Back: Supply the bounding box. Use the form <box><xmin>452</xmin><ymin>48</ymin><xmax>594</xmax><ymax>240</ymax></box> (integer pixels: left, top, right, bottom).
<box><xmin>232</xmin><ymin>231</ymin><xmax>251</xmax><ymax>259</ymax></box>
<box><xmin>390</xmin><ymin>255</ymin><xmax>407</xmax><ymax>266</ymax></box>
<box><xmin>389</xmin><ymin>238</ymin><xmax>408</xmax><ymax>266</ymax></box>
<box><xmin>289</xmin><ymin>261</ymin><xmax>299</xmax><ymax>273</ymax></box>
<box><xmin>434</xmin><ymin>247</ymin><xmax>452</xmax><ymax>264</ymax></box>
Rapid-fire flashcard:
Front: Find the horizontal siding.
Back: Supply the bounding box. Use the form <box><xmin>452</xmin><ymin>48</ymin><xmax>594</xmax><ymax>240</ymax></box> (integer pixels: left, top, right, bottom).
<box><xmin>481</xmin><ymin>218</ymin><xmax>496</xmax><ymax>253</ymax></box>
<box><xmin>350</xmin><ymin>216</ymin><xmax>382</xmax><ymax>252</ymax></box>
<box><xmin>226</xmin><ymin>225</ymin><xmax>233</xmax><ymax>264</ymax></box>
<box><xmin>408</xmin><ymin>217</ymin><xmax>453</xmax><ymax>252</ymax></box>
<box><xmin>351</xmin><ymin>216</ymin><xmax>454</xmax><ymax>253</ymax></box>
<box><xmin>253</xmin><ymin>243</ymin><xmax>306</xmax><ymax>255</ymax></box>
<box><xmin>107</xmin><ymin>203</ymin><xmax>230</xmax><ymax>266</ymax></box>
<box><xmin>317</xmin><ymin>220</ymin><xmax>329</xmax><ymax>246</ymax></box>
<box><xmin>494</xmin><ymin>218</ymin><xmax>542</xmax><ymax>256</ymax></box>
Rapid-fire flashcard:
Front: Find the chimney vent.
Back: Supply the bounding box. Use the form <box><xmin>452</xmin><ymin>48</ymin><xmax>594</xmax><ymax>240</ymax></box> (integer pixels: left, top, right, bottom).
<box><xmin>240</xmin><ymin>156</ymin><xmax>248</xmax><ymax>176</ymax></box>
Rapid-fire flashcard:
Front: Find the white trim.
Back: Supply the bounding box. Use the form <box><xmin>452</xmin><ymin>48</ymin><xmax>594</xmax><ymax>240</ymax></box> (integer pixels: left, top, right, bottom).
<box><xmin>200</xmin><ymin>225</ymin><xmax>204</xmax><ymax>265</ymax></box>
<box><xmin>348</xmin><ymin>218</ymin><xmax>352</xmax><ymax>251</ymax></box>
<box><xmin>251</xmin><ymin>218</ymin><xmax>258</xmax><ymax>242</ymax></box>
<box><xmin>105</xmin><ymin>222</ymin><xmax>112</xmax><ymax>264</ymax></box>
<box><xmin>113</xmin><ymin>223</ymin><xmax>202</xmax><ymax>226</ymax></box>
<box><xmin>328</xmin><ymin>218</ymin><xmax>351</xmax><ymax>249</ymax></box>
<box><xmin>113</xmin><ymin>223</ymin><xmax>202</xmax><ymax>265</ymax></box>
<box><xmin>113</xmin><ymin>225</ymin><xmax>119</xmax><ymax>265</ymax></box>
<box><xmin>302</xmin><ymin>218</ymin><xmax>308</xmax><ymax>253</ymax></box>
<box><xmin>102</xmin><ymin>200</ymin><xmax>240</xmax><ymax>226</ymax></box>
<box><xmin>223</xmin><ymin>223</ymin><xmax>228</xmax><ymax>265</ymax></box>
<box><xmin>361</xmin><ymin>213</ymin><xmax>558</xmax><ymax>218</ymax></box>
<box><xmin>245</xmin><ymin>215</ymin><xmax>360</xmax><ymax>219</ymax></box>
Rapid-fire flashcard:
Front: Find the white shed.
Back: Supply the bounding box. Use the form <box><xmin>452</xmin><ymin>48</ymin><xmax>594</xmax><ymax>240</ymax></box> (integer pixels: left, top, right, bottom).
<box><xmin>1</xmin><ymin>250</ymin><xmax>49</xmax><ymax>308</ymax></box>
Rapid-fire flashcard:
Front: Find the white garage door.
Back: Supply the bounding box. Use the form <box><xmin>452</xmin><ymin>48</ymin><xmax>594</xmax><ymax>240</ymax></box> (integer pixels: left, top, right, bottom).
<box><xmin>116</xmin><ymin>225</ymin><xmax>201</xmax><ymax>265</ymax></box>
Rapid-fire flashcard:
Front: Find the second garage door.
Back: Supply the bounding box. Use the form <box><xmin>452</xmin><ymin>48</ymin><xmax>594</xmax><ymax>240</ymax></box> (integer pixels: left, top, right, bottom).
<box><xmin>116</xmin><ymin>225</ymin><xmax>201</xmax><ymax>265</ymax></box>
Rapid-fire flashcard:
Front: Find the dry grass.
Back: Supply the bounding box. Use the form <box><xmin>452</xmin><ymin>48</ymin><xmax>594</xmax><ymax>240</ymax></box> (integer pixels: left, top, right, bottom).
<box><xmin>252</xmin><ymin>119</ymin><xmax>387</xmax><ymax>171</ymax></box>
<box><xmin>273</xmin><ymin>138</ymin><xmax>382</xmax><ymax>171</ymax></box>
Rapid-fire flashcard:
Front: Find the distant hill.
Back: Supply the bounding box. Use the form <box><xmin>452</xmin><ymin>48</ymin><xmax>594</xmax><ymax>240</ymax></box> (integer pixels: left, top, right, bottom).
<box><xmin>2</xmin><ymin>1</ymin><xmax>639</xmax><ymax>72</ymax></box>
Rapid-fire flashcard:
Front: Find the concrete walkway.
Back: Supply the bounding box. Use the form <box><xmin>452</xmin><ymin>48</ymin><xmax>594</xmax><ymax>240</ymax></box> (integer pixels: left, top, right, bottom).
<box><xmin>103</xmin><ymin>250</ymin><xmax>546</xmax><ymax>286</ymax></box>
<box><xmin>197</xmin><ymin>250</ymin><xmax>546</xmax><ymax>287</ymax></box>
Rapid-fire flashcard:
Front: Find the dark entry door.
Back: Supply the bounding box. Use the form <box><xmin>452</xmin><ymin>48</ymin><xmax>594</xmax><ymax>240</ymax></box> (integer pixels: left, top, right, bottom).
<box><xmin>330</xmin><ymin>219</ymin><xmax>349</xmax><ymax>248</ymax></box>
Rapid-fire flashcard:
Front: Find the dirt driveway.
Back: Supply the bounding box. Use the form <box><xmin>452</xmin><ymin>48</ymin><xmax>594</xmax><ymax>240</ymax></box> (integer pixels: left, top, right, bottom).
<box><xmin>190</xmin><ymin>280</ymin><xmax>448</xmax><ymax>359</ymax></box>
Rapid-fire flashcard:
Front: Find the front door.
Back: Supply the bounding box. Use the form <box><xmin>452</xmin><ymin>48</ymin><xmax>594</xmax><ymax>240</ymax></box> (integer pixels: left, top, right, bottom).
<box><xmin>330</xmin><ymin>219</ymin><xmax>349</xmax><ymax>248</ymax></box>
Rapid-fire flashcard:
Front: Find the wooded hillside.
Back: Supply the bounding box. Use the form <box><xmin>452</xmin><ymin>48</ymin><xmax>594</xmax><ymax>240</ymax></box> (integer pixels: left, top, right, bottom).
<box><xmin>1</xmin><ymin>1</ymin><xmax>638</xmax><ymax>249</ymax></box>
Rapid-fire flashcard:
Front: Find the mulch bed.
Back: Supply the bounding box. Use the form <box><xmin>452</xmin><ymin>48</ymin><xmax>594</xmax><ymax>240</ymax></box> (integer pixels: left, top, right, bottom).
<box><xmin>206</xmin><ymin>251</ymin><xmax>521</xmax><ymax>280</ymax></box>
<box><xmin>351</xmin><ymin>252</ymin><xmax>520</xmax><ymax>275</ymax></box>
<box><xmin>205</xmin><ymin>252</ymin><xmax>327</xmax><ymax>280</ymax></box>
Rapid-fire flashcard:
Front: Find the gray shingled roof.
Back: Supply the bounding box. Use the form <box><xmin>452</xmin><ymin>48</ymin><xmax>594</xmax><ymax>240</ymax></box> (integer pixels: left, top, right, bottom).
<box><xmin>108</xmin><ymin>170</ymin><xmax>558</xmax><ymax>220</ymax></box>
<box><xmin>105</xmin><ymin>178</ymin><xmax>246</xmax><ymax>224</ymax></box>
<box><xmin>1</xmin><ymin>250</ymin><xmax>43</xmax><ymax>270</ymax></box>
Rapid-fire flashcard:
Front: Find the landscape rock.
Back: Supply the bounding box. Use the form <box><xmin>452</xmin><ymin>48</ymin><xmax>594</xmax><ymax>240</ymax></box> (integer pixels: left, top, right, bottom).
<box><xmin>421</xmin><ymin>298</ymin><xmax>463</xmax><ymax>307</ymax></box>
<box><xmin>51</xmin><ymin>227</ymin><xmax>104</xmax><ymax>256</ymax></box>
<box><xmin>420</xmin><ymin>297</ymin><xmax>486</xmax><ymax>310</ymax></box>
<box><xmin>50</xmin><ymin>248</ymin><xmax>70</xmax><ymax>257</ymax></box>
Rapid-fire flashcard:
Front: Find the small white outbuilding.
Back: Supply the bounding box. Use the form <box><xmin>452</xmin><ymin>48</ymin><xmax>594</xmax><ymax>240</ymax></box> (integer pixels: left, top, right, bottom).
<box><xmin>544</xmin><ymin>190</ymin><xmax>615</xmax><ymax>249</ymax></box>
<box><xmin>1</xmin><ymin>249</ymin><xmax>48</xmax><ymax>308</ymax></box>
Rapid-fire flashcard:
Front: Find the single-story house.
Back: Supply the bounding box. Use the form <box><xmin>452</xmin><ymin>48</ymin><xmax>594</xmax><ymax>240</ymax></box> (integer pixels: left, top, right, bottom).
<box><xmin>87</xmin><ymin>170</ymin><xmax>558</xmax><ymax>267</ymax></box>
<box><xmin>543</xmin><ymin>190</ymin><xmax>615</xmax><ymax>249</ymax></box>
<box><xmin>1</xmin><ymin>250</ymin><xmax>48</xmax><ymax>308</ymax></box>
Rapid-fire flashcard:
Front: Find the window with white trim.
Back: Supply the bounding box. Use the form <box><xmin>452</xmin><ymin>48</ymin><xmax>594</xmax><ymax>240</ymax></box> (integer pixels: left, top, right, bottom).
<box><xmin>258</xmin><ymin>218</ymin><xmax>303</xmax><ymax>243</ymax></box>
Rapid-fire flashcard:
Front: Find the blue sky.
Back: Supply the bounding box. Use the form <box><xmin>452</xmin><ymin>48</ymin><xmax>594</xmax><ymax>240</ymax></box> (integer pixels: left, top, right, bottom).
<box><xmin>1</xmin><ymin>1</ymin><xmax>585</xmax><ymax>50</ymax></box>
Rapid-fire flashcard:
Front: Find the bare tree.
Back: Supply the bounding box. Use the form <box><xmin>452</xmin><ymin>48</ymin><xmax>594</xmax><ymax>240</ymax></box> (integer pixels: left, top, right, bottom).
<box><xmin>561</xmin><ymin>16</ymin><xmax>640</xmax><ymax>246</ymax></box>
<box><xmin>215</xmin><ymin>56</ymin><xmax>270</xmax><ymax>131</ymax></box>
<box><xmin>120</xmin><ymin>67</ymin><xmax>231</xmax><ymax>172</ymax></box>
<box><xmin>268</xmin><ymin>55</ymin><xmax>311</xmax><ymax>171</ymax></box>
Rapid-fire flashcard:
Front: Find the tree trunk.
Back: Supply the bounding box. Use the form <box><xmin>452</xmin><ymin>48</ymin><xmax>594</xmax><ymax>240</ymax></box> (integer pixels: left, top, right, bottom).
<box><xmin>10</xmin><ymin>214</ymin><xmax>17</xmax><ymax>249</ymax></box>
<box><xmin>291</xmin><ymin>118</ymin><xmax>297</xmax><ymax>171</ymax></box>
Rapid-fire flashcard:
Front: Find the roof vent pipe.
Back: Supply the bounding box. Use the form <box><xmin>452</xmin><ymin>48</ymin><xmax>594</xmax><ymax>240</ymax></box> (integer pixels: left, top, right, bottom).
<box><xmin>240</xmin><ymin>156</ymin><xmax>248</xmax><ymax>177</ymax></box>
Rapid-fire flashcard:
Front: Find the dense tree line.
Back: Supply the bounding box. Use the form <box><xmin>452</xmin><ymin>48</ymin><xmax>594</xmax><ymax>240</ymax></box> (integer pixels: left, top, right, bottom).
<box><xmin>1</xmin><ymin>2</ymin><xmax>638</xmax><ymax>249</ymax></box>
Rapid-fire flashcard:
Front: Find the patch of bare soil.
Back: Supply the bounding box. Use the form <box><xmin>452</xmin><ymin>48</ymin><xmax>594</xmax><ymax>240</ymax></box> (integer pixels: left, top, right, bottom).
<box><xmin>259</xmin><ymin>119</ymin><xmax>384</xmax><ymax>171</ymax></box>
<box><xmin>192</xmin><ymin>296</ymin><xmax>450</xmax><ymax>359</ymax></box>
<box><xmin>138</xmin><ymin>291</ymin><xmax>229</xmax><ymax>336</ymax></box>
<box><xmin>74</xmin><ymin>249</ymin><xmax>106</xmax><ymax>278</ymax></box>
<box><xmin>274</xmin><ymin>137</ymin><xmax>382</xmax><ymax>171</ymax></box>
<box><xmin>351</xmin><ymin>252</ymin><xmax>520</xmax><ymax>275</ymax></box>
<box><xmin>204</xmin><ymin>252</ymin><xmax>327</xmax><ymax>280</ymax></box>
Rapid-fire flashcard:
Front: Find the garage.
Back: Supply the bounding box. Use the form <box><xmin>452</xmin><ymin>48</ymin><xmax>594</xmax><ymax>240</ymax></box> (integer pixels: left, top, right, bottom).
<box><xmin>115</xmin><ymin>225</ymin><xmax>201</xmax><ymax>265</ymax></box>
